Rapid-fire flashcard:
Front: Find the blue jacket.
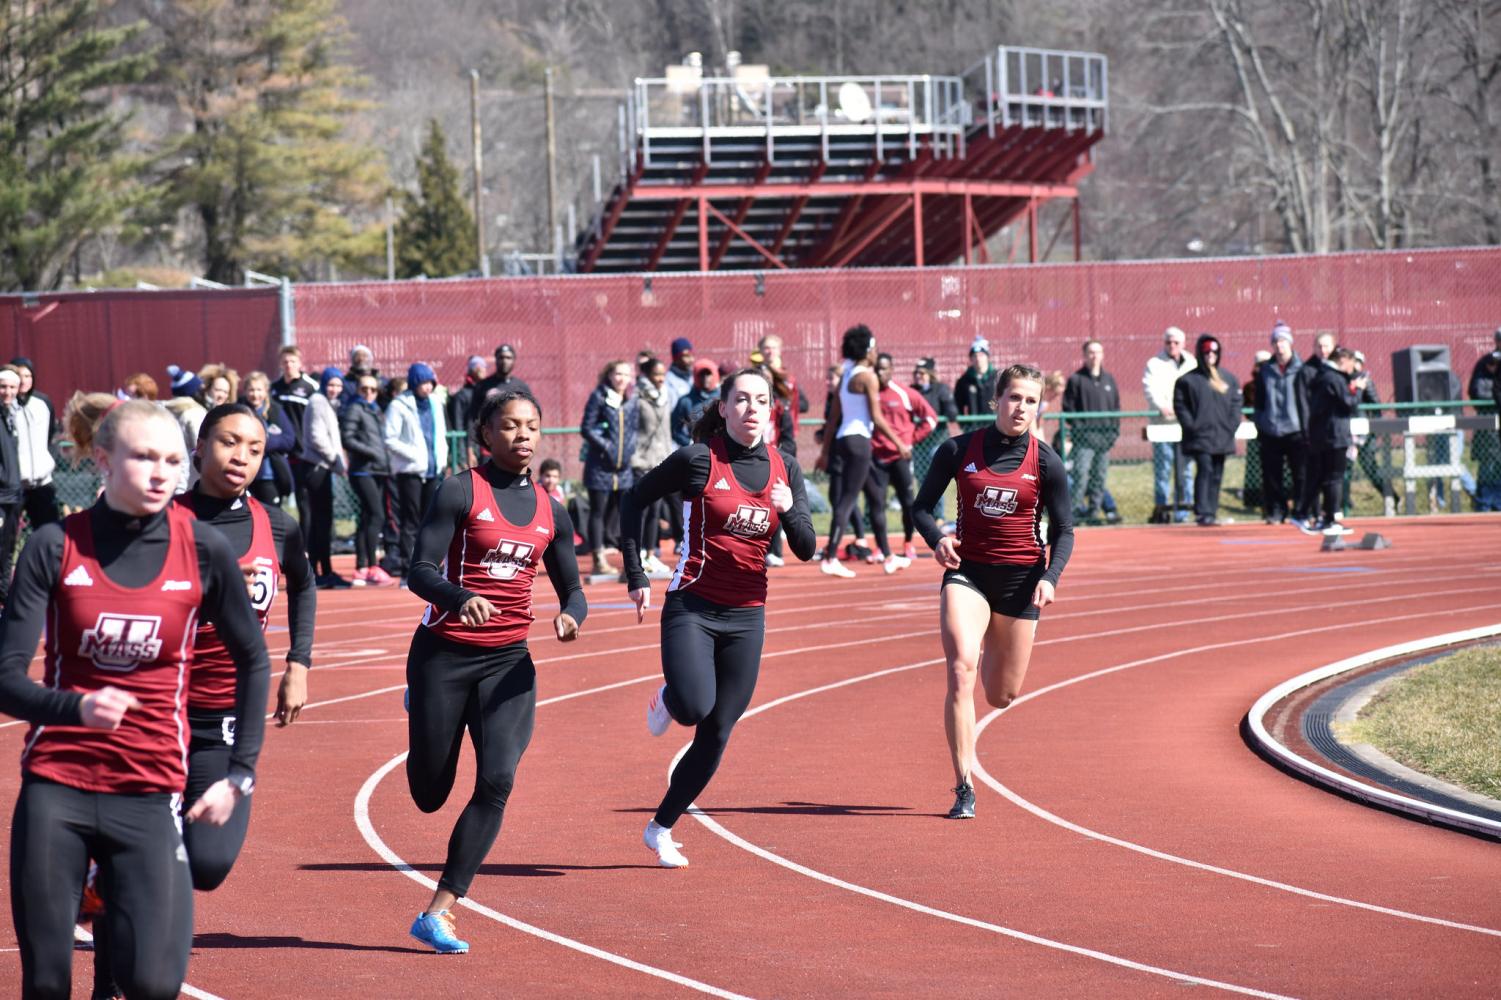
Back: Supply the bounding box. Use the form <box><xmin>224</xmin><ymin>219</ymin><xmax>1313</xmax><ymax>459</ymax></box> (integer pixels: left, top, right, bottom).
<box><xmin>581</xmin><ymin>385</ymin><xmax>638</xmax><ymax>492</ymax></box>
<box><xmin>1254</xmin><ymin>355</ymin><xmax>1304</xmax><ymax>437</ymax></box>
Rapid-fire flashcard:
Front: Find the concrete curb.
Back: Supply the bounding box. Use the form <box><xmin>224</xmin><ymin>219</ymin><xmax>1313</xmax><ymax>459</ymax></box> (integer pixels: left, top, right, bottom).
<box><xmin>1246</xmin><ymin>624</ymin><xmax>1501</xmax><ymax>839</ymax></box>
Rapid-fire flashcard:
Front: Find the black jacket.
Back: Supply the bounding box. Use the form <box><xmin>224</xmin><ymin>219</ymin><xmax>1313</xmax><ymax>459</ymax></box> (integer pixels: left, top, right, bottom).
<box><xmin>1307</xmin><ymin>366</ymin><xmax>1360</xmax><ymax>450</ymax></box>
<box><xmin>0</xmin><ymin>408</ymin><xmax>19</xmax><ymax>505</ymax></box>
<box><xmin>1173</xmin><ymin>369</ymin><xmax>1243</xmax><ymax>456</ymax></box>
<box><xmin>916</xmin><ymin>380</ymin><xmax>958</xmax><ymax>424</ymax></box>
<box><xmin>1062</xmin><ymin>367</ymin><xmax>1120</xmax><ymax>447</ymax></box>
<box><xmin>339</xmin><ymin>399</ymin><xmax>390</xmax><ymax>476</ymax></box>
<box><xmin>954</xmin><ymin>366</ymin><xmax>998</xmax><ymax>417</ymax></box>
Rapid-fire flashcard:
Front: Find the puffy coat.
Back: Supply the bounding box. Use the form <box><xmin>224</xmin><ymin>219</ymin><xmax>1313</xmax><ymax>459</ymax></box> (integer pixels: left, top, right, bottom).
<box><xmin>632</xmin><ymin>378</ymin><xmax>674</xmax><ymax>473</ymax></box>
<box><xmin>1173</xmin><ymin>368</ymin><xmax>1243</xmax><ymax>455</ymax></box>
<box><xmin>340</xmin><ymin>398</ymin><xmax>390</xmax><ymax>476</ymax></box>
<box><xmin>1306</xmin><ymin>365</ymin><xmax>1360</xmax><ymax>450</ymax></box>
<box><xmin>384</xmin><ymin>391</ymin><xmax>448</xmax><ymax>477</ymax></box>
<box><xmin>581</xmin><ymin>384</ymin><xmax>637</xmax><ymax>492</ymax></box>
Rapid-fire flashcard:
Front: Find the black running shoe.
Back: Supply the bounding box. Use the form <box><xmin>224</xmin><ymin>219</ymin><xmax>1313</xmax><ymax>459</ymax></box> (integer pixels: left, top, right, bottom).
<box><xmin>946</xmin><ymin>782</ymin><xmax>976</xmax><ymax>819</ymax></box>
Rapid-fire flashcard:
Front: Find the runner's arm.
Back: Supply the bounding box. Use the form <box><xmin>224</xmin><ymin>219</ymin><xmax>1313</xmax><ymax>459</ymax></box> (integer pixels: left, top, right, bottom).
<box><xmin>620</xmin><ymin>444</ymin><xmax>709</xmax><ymax>591</ymax></box>
<box><xmin>0</xmin><ymin>526</ymin><xmax>82</xmax><ymax>724</ymax></box>
<box><xmin>1036</xmin><ymin>443</ymin><xmax>1075</xmax><ymax>586</ymax></box>
<box><xmin>912</xmin><ymin>436</ymin><xmax>963</xmax><ymax>548</ymax></box>
<box><xmin>407</xmin><ymin>473</ymin><xmax>476</xmax><ymax>613</ymax></box>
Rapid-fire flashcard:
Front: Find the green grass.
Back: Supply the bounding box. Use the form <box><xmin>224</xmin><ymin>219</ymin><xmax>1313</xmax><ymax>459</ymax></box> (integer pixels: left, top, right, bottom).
<box><xmin>1341</xmin><ymin>647</ymin><xmax>1501</xmax><ymax>800</ymax></box>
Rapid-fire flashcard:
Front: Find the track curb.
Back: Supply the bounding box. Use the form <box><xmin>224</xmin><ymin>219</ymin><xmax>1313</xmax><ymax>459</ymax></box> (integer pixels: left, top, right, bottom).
<box><xmin>1246</xmin><ymin>624</ymin><xmax>1501</xmax><ymax>839</ymax></box>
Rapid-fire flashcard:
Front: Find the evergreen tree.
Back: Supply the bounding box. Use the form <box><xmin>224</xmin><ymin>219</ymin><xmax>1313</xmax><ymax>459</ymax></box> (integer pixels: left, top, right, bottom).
<box><xmin>0</xmin><ymin>1</ymin><xmax>152</xmax><ymax>291</ymax></box>
<box><xmin>394</xmin><ymin>119</ymin><xmax>477</xmax><ymax>278</ymax></box>
<box><xmin>145</xmin><ymin>0</ymin><xmax>387</xmax><ymax>282</ymax></box>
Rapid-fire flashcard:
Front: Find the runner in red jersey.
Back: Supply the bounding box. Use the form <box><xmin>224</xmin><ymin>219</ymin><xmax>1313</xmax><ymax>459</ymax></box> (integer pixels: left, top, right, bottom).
<box><xmin>0</xmin><ymin>399</ymin><xmax>269</xmax><ymax>999</ymax></box>
<box><xmin>912</xmin><ymin>364</ymin><xmax>1074</xmax><ymax>820</ymax></box>
<box><xmin>620</xmin><ymin>369</ymin><xmax>817</xmax><ymax>867</ymax></box>
<box><xmin>402</xmin><ymin>390</ymin><xmax>587</xmax><ymax>954</ymax></box>
<box><xmin>869</xmin><ymin>352</ymin><xmax>938</xmax><ymax>572</ymax></box>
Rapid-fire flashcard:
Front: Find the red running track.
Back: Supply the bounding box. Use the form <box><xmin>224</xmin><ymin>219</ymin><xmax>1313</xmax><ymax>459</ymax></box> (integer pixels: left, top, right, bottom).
<box><xmin>1</xmin><ymin>517</ymin><xmax>1499</xmax><ymax>997</ymax></box>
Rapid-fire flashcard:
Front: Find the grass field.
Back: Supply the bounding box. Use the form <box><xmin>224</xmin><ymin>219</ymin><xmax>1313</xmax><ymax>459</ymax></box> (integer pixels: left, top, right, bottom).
<box><xmin>1343</xmin><ymin>646</ymin><xmax>1501</xmax><ymax>800</ymax></box>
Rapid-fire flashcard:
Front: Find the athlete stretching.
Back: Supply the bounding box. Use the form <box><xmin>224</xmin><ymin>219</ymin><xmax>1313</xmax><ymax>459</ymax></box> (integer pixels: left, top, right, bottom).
<box><xmin>404</xmin><ymin>390</ymin><xmax>587</xmax><ymax>953</ymax></box>
<box><xmin>621</xmin><ymin>368</ymin><xmax>816</xmax><ymax>866</ymax></box>
<box><xmin>912</xmin><ymin>364</ymin><xmax>1074</xmax><ymax>819</ymax></box>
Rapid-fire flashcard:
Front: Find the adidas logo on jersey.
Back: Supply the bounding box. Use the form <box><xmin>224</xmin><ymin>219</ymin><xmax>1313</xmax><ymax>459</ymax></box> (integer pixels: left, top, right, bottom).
<box><xmin>160</xmin><ymin>580</ymin><xmax>192</xmax><ymax>592</ymax></box>
<box><xmin>475</xmin><ymin>508</ymin><xmax>496</xmax><ymax>522</ymax></box>
<box><xmin>714</xmin><ymin>478</ymin><xmax>731</xmax><ymax>490</ymax></box>
<box><xmin>63</xmin><ymin>565</ymin><xmax>94</xmax><ymax>587</ymax></box>
<box><xmin>963</xmin><ymin>462</ymin><xmax>979</xmax><ymax>473</ymax></box>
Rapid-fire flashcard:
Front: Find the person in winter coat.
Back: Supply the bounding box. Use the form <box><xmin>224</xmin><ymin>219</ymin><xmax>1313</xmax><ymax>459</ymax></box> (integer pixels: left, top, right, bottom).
<box><xmin>580</xmin><ymin>360</ymin><xmax>638</xmax><ymax>575</ymax></box>
<box><xmin>1253</xmin><ymin>323</ymin><xmax>1306</xmax><ymax>523</ymax></box>
<box><xmin>340</xmin><ymin>373</ymin><xmax>395</xmax><ymax>586</ymax></box>
<box><xmin>300</xmin><ymin>368</ymin><xmax>348</xmax><ymax>587</ymax></box>
<box><xmin>1172</xmin><ymin>334</ymin><xmax>1243</xmax><ymax>526</ymax></box>
<box><xmin>0</xmin><ymin>368</ymin><xmax>25</xmax><ymax>606</ymax></box>
<box><xmin>384</xmin><ymin>363</ymin><xmax>449</xmax><ymax>582</ymax></box>
<box><xmin>631</xmin><ymin>358</ymin><xmax>675</xmax><ymax>578</ymax></box>
<box><xmin>1305</xmin><ymin>347</ymin><xmax>1368</xmax><ymax>532</ymax></box>
<box><xmin>953</xmin><ymin>338</ymin><xmax>999</xmax><ymax>418</ymax></box>
<box><xmin>1061</xmin><ymin>339</ymin><xmax>1121</xmax><ymax>521</ymax></box>
<box><xmin>447</xmin><ymin>355</ymin><xmax>488</xmax><ymax>469</ymax></box>
<box><xmin>240</xmin><ymin>371</ymin><xmax>297</xmax><ymax>507</ymax></box>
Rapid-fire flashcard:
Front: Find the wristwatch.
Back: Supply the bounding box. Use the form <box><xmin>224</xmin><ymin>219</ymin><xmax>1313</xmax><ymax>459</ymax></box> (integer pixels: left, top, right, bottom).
<box><xmin>230</xmin><ymin>773</ymin><xmax>255</xmax><ymax>797</ymax></box>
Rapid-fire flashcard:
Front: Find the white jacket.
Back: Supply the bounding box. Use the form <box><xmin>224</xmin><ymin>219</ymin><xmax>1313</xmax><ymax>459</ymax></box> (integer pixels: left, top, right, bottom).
<box><xmin>12</xmin><ymin>396</ymin><xmax>55</xmax><ymax>485</ymax></box>
<box><xmin>300</xmin><ymin>393</ymin><xmax>347</xmax><ymax>474</ymax></box>
<box><xmin>384</xmin><ymin>391</ymin><xmax>448</xmax><ymax>477</ymax></box>
<box><xmin>1142</xmin><ymin>351</ymin><xmax>1196</xmax><ymax>423</ymax></box>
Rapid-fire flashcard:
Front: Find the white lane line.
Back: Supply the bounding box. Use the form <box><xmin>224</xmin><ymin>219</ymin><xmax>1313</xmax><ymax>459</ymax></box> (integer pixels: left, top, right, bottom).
<box><xmin>678</xmin><ymin>662</ymin><xmax>1293</xmax><ymax>999</ymax></box>
<box><xmin>354</xmin><ymin>750</ymin><xmax>749</xmax><ymax>999</ymax></box>
<box><xmin>970</xmin><ymin>601</ymin><xmax>1501</xmax><ymax>938</ymax></box>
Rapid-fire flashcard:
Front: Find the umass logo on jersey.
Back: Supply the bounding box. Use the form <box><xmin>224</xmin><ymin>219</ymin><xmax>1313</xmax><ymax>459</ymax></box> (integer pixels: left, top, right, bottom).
<box><xmin>482</xmin><ymin>539</ymin><xmax>536</xmax><ymax>581</ymax></box>
<box><xmin>974</xmin><ymin>485</ymin><xmax>1019</xmax><ymax>518</ymax></box>
<box><xmin>724</xmin><ymin>503</ymin><xmax>772</xmax><ymax>538</ymax></box>
<box><xmin>80</xmin><ymin>613</ymin><xmax>164</xmax><ymax>671</ymax></box>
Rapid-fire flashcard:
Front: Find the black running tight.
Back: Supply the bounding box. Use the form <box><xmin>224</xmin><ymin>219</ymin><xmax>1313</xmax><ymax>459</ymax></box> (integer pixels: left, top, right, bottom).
<box><xmin>349</xmin><ymin>474</ymin><xmax>385</xmax><ymax>570</ymax></box>
<box><xmin>825</xmin><ymin>434</ymin><xmax>872</xmax><ymax>558</ymax></box>
<box><xmin>11</xmin><ymin>777</ymin><xmax>192</xmax><ymax>1000</ymax></box>
<box><xmin>654</xmin><ymin>591</ymin><xmax>765</xmax><ymax>828</ymax></box>
<box><xmin>406</xmin><ymin>627</ymin><xmax>536</xmax><ymax>898</ymax></box>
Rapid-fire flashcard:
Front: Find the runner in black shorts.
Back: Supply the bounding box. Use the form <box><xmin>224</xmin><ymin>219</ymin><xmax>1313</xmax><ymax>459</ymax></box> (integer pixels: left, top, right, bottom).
<box><xmin>0</xmin><ymin>399</ymin><xmax>268</xmax><ymax>1000</ymax></box>
<box><xmin>913</xmin><ymin>364</ymin><xmax>1073</xmax><ymax>820</ymax></box>
<box><xmin>403</xmin><ymin>390</ymin><xmax>586</xmax><ymax>954</ymax></box>
<box><xmin>621</xmin><ymin>368</ymin><xmax>816</xmax><ymax>867</ymax></box>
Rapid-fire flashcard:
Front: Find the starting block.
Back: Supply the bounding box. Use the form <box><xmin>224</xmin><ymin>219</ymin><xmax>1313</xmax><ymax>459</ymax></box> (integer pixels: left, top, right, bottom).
<box><xmin>1320</xmin><ymin>532</ymin><xmax>1392</xmax><ymax>552</ymax></box>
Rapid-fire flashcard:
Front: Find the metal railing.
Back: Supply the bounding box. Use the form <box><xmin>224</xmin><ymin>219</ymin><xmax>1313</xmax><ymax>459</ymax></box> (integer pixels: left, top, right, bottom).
<box><xmin>962</xmin><ymin>44</ymin><xmax>1108</xmax><ymax>136</ymax></box>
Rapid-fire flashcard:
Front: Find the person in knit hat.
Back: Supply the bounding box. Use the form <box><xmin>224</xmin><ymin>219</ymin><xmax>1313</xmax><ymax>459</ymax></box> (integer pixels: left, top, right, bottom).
<box><xmin>166</xmin><ymin>364</ymin><xmax>204</xmax><ymax>400</ymax></box>
<box><xmin>1172</xmin><ymin>334</ymin><xmax>1244</xmax><ymax>526</ymax></box>
<box><xmin>447</xmin><ymin>355</ymin><xmax>489</xmax><ymax>468</ymax></box>
<box><xmin>383</xmin><ymin>362</ymin><xmax>448</xmax><ymax>581</ymax></box>
<box><xmin>1254</xmin><ymin>320</ymin><xmax>1306</xmax><ymax>523</ymax></box>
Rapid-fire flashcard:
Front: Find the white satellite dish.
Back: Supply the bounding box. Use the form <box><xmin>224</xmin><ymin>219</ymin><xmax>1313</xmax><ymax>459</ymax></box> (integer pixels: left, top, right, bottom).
<box><xmin>837</xmin><ymin>82</ymin><xmax>872</xmax><ymax>123</ymax></box>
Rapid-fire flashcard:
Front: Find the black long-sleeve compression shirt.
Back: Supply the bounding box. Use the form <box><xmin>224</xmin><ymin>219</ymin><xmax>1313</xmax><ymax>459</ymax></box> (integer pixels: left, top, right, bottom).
<box><xmin>183</xmin><ymin>490</ymin><xmax>316</xmax><ymax>667</ymax></box>
<box><xmin>408</xmin><ymin>464</ymin><xmax>587</xmax><ymax>625</ymax></box>
<box><xmin>0</xmin><ymin>501</ymin><xmax>271</xmax><ymax>787</ymax></box>
<box><xmin>619</xmin><ymin>436</ymin><xmax>817</xmax><ymax>591</ymax></box>
<box><xmin>913</xmin><ymin>426</ymin><xmax>1075</xmax><ymax>586</ymax></box>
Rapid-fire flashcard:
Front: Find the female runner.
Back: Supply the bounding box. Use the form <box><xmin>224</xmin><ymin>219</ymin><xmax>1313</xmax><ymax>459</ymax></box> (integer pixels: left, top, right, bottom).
<box><xmin>912</xmin><ymin>364</ymin><xmax>1074</xmax><ymax>820</ymax></box>
<box><xmin>404</xmin><ymin>390</ymin><xmax>587</xmax><ymax>954</ymax></box>
<box><xmin>0</xmin><ymin>399</ymin><xmax>269</xmax><ymax>999</ymax></box>
<box><xmin>816</xmin><ymin>325</ymin><xmax>906</xmax><ymax>578</ymax></box>
<box><xmin>621</xmin><ymin>368</ymin><xmax>816</xmax><ymax>867</ymax></box>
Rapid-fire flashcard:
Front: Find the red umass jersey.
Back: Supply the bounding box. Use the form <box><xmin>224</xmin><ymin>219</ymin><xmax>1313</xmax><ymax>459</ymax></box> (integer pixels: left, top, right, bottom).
<box><xmin>668</xmin><ymin>436</ymin><xmax>785</xmax><ymax>608</ymax></box>
<box><xmin>872</xmin><ymin>382</ymin><xmax>937</xmax><ymax>463</ymax></box>
<box><xmin>179</xmin><ymin>495</ymin><xmax>278</xmax><ymax>712</ymax></box>
<box><xmin>954</xmin><ymin>431</ymin><xmax>1044</xmax><ymax>566</ymax></box>
<box><xmin>23</xmin><ymin>505</ymin><xmax>204</xmax><ymax>794</ymax></box>
<box><xmin>422</xmin><ymin>469</ymin><xmax>555</xmax><ymax>647</ymax></box>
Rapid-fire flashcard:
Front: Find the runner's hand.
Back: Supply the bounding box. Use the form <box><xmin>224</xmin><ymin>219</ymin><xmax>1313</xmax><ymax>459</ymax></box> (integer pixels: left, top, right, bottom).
<box><xmin>934</xmin><ymin>536</ymin><xmax>962</xmax><ymax>570</ymax></box>
<box><xmin>629</xmin><ymin>587</ymin><xmax>651</xmax><ymax>624</ymax></box>
<box><xmin>275</xmin><ymin>662</ymin><xmax>308</xmax><ymax>726</ymax></box>
<box><xmin>554</xmin><ymin>613</ymin><xmax>579</xmax><ymax>642</ymax></box>
<box><xmin>1032</xmin><ymin>579</ymin><xmax>1056</xmax><ymax>609</ymax></box>
<box><xmin>898</xmin><ymin>442</ymin><xmax>912</xmax><ymax>460</ymax></box>
<box><xmin>458</xmin><ymin>596</ymin><xmax>495</xmax><ymax>627</ymax></box>
<box><xmin>185</xmin><ymin>779</ymin><xmax>240</xmax><ymax>826</ymax></box>
<box><xmin>79</xmin><ymin>687</ymin><xmax>141</xmax><ymax>730</ymax></box>
<box><xmin>770</xmin><ymin>479</ymin><xmax>793</xmax><ymax>512</ymax></box>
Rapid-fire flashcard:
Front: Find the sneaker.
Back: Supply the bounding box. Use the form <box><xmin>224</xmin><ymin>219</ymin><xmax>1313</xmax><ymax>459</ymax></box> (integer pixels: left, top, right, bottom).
<box><xmin>946</xmin><ymin>782</ymin><xmax>976</xmax><ymax>820</ymax></box>
<box><xmin>1103</xmin><ymin>510</ymin><xmax>1122</xmax><ymax>524</ymax></box>
<box><xmin>592</xmin><ymin>552</ymin><xmax>616</xmax><ymax>576</ymax></box>
<box><xmin>366</xmin><ymin>566</ymin><xmax>396</xmax><ymax>587</ymax></box>
<box><xmin>1291</xmin><ymin>518</ymin><xmax>1319</xmax><ymax>535</ymax></box>
<box><xmin>315</xmin><ymin>573</ymin><xmax>352</xmax><ymax>589</ymax></box>
<box><xmin>764</xmin><ymin>552</ymin><xmax>784</xmax><ymax>568</ymax></box>
<box><xmin>820</xmin><ymin>559</ymin><xmax>856</xmax><ymax>579</ymax></box>
<box><xmin>646</xmin><ymin>683</ymin><xmax>671</xmax><ymax>737</ymax></box>
<box><xmin>902</xmin><ymin>542</ymin><xmax>918</xmax><ymax>560</ymax></box>
<box><xmin>643</xmin><ymin>554</ymin><xmax>674</xmax><ymax>580</ymax></box>
<box><xmin>643</xmin><ymin>820</ymin><xmax>689</xmax><ymax>868</ymax></box>
<box><xmin>351</xmin><ymin>567</ymin><xmax>370</xmax><ymax>587</ymax></box>
<box><xmin>866</xmin><ymin>551</ymin><xmax>884</xmax><ymax>565</ymax></box>
<box><xmin>1322</xmin><ymin>522</ymin><xmax>1354</xmax><ymax>536</ymax></box>
<box><xmin>409</xmin><ymin>910</ymin><xmax>469</xmax><ymax>954</ymax></box>
<box><xmin>883</xmin><ymin>554</ymin><xmax>911</xmax><ymax>575</ymax></box>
